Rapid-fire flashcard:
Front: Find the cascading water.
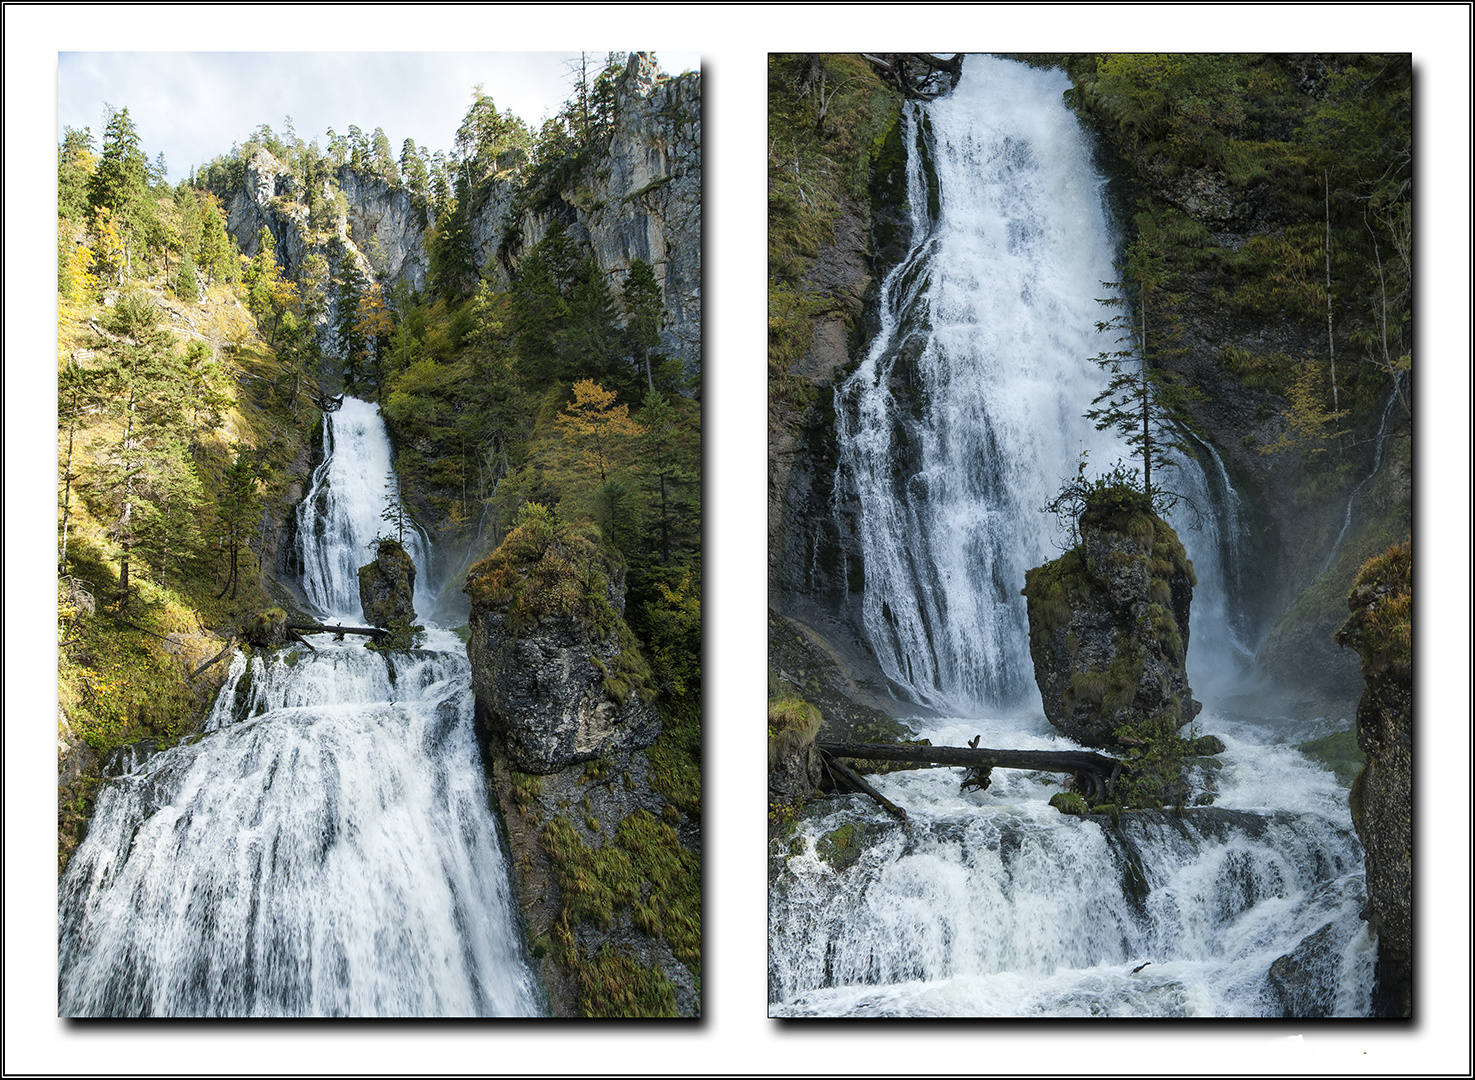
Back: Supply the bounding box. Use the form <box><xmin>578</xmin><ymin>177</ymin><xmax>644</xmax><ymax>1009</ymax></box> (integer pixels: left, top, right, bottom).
<box><xmin>777</xmin><ymin>56</ymin><xmax>1372</xmax><ymax>1017</ymax></box>
<box><xmin>58</xmin><ymin>398</ymin><xmax>540</xmax><ymax>1017</ymax></box>
<box><xmin>836</xmin><ymin>57</ymin><xmax>1248</xmax><ymax>716</ymax></box>
<box><xmin>298</xmin><ymin>397</ymin><xmax>433</xmax><ymax>621</ymax></box>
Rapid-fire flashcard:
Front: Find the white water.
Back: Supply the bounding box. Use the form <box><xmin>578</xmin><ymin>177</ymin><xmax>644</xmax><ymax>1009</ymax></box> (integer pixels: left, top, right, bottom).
<box><xmin>835</xmin><ymin>57</ymin><xmax>1246</xmax><ymax>716</ymax></box>
<box><xmin>298</xmin><ymin>396</ymin><xmax>433</xmax><ymax>621</ymax></box>
<box><xmin>58</xmin><ymin>399</ymin><xmax>540</xmax><ymax>1017</ymax></box>
<box><xmin>780</xmin><ymin>56</ymin><xmax>1371</xmax><ymax>1018</ymax></box>
<box><xmin>770</xmin><ymin>713</ymin><xmax>1373</xmax><ymax>1018</ymax></box>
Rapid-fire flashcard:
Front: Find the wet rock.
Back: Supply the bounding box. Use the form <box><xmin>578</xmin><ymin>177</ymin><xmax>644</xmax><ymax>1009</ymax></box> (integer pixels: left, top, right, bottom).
<box><xmin>1335</xmin><ymin>541</ymin><xmax>1412</xmax><ymax>1017</ymax></box>
<box><xmin>357</xmin><ymin>538</ymin><xmax>416</xmax><ymax>629</ymax></box>
<box><xmin>1023</xmin><ymin>486</ymin><xmax>1201</xmax><ymax>749</ymax></box>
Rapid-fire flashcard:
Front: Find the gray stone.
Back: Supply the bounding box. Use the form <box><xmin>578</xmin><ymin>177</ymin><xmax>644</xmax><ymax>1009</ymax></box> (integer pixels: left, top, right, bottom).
<box><xmin>1024</xmin><ymin>502</ymin><xmax>1201</xmax><ymax>749</ymax></box>
<box><xmin>466</xmin><ymin>570</ymin><xmax>660</xmax><ymax>776</ymax></box>
<box><xmin>357</xmin><ymin>539</ymin><xmax>416</xmax><ymax>628</ymax></box>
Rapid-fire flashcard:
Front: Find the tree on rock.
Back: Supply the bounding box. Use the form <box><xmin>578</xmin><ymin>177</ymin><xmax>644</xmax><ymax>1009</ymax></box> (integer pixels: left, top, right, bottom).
<box><xmin>1085</xmin><ymin>238</ymin><xmax>1202</xmax><ymax>514</ymax></box>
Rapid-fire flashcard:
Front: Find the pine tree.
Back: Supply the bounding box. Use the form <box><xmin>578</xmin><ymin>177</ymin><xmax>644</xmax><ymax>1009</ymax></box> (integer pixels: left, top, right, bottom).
<box><xmin>87</xmin><ymin>106</ymin><xmax>150</xmax><ymax>275</ymax></box>
<box><xmin>622</xmin><ymin>259</ymin><xmax>664</xmax><ymax>394</ymax></box>
<box><xmin>1084</xmin><ymin>239</ymin><xmax>1202</xmax><ymax>513</ymax></box>
<box><xmin>91</xmin><ymin>291</ymin><xmax>192</xmax><ymax>608</ymax></box>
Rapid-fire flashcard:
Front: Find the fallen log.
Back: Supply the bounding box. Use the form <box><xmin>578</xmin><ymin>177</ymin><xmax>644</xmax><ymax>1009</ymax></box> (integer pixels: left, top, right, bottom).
<box><xmin>286</xmin><ymin>621</ymin><xmax>389</xmax><ymax>642</ymax></box>
<box><xmin>821</xmin><ymin>754</ymin><xmax>909</xmax><ymax>824</ymax></box>
<box><xmin>818</xmin><ymin>742</ymin><xmax>1122</xmax><ymax>804</ymax></box>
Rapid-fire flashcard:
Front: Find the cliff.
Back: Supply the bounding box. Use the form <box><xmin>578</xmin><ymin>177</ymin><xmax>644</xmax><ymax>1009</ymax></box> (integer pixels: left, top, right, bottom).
<box><xmin>224</xmin><ymin>53</ymin><xmax>701</xmax><ymax>382</ymax></box>
<box><xmin>462</xmin><ymin>504</ymin><xmax>696</xmax><ymax>1016</ymax></box>
<box><xmin>1335</xmin><ymin>541</ymin><xmax>1412</xmax><ymax>1017</ymax></box>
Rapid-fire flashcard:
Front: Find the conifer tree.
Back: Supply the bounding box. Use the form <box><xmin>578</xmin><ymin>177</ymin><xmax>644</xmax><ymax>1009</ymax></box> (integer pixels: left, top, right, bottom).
<box><xmin>1084</xmin><ymin>239</ymin><xmax>1202</xmax><ymax>512</ymax></box>
<box><xmin>88</xmin><ymin>106</ymin><xmax>150</xmax><ymax>274</ymax></box>
<box><xmin>622</xmin><ymin>259</ymin><xmax>664</xmax><ymax>393</ymax></box>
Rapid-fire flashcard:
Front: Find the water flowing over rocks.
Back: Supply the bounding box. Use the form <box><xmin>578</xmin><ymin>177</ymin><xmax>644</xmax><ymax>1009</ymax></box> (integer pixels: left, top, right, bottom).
<box><xmin>1023</xmin><ymin>489</ymin><xmax>1201</xmax><ymax>749</ymax></box>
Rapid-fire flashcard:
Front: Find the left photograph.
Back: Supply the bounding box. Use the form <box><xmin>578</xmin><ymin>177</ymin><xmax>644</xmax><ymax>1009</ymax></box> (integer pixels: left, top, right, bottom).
<box><xmin>55</xmin><ymin>51</ymin><xmax>702</xmax><ymax>1018</ymax></box>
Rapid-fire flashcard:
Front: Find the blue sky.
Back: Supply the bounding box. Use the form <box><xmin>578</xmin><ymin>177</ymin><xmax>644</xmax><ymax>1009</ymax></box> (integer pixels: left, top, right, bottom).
<box><xmin>58</xmin><ymin>50</ymin><xmax>700</xmax><ymax>183</ymax></box>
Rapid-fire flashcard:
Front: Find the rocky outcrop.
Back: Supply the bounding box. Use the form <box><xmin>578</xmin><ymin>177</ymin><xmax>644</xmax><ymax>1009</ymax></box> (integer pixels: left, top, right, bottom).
<box><xmin>1023</xmin><ymin>486</ymin><xmax>1201</xmax><ymax>749</ymax></box>
<box><xmin>224</xmin><ymin>54</ymin><xmax>701</xmax><ymax>381</ymax></box>
<box><xmin>464</xmin><ymin>505</ymin><xmax>693</xmax><ymax>1016</ymax></box>
<box><xmin>357</xmin><ymin>538</ymin><xmax>416</xmax><ymax>628</ymax></box>
<box><xmin>463</xmin><ymin>508</ymin><xmax>659</xmax><ymax>774</ymax></box>
<box><xmin>1335</xmin><ymin>541</ymin><xmax>1412</xmax><ymax>1017</ymax></box>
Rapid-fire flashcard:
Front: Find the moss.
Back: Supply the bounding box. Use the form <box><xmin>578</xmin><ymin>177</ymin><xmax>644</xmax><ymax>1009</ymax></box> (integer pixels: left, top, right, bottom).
<box><xmin>1297</xmin><ymin>729</ymin><xmax>1365</xmax><ymax>786</ymax></box>
<box><xmin>538</xmin><ymin>802</ymin><xmax>700</xmax><ymax>1016</ymax></box>
<box><xmin>574</xmin><ymin>945</ymin><xmax>678</xmax><ymax>1018</ymax></box>
<box><xmin>463</xmin><ymin>502</ymin><xmax>617</xmax><ymax>636</ymax></box>
<box><xmin>815</xmin><ymin>821</ymin><xmax>866</xmax><ymax>872</ymax></box>
<box><xmin>1336</xmin><ymin>540</ymin><xmax>1412</xmax><ymax>682</ymax></box>
<box><xmin>767</xmin><ymin>696</ymin><xmax>822</xmax><ymax>767</ymax></box>
<box><xmin>1049</xmin><ymin>791</ymin><xmax>1091</xmax><ymax>816</ymax></box>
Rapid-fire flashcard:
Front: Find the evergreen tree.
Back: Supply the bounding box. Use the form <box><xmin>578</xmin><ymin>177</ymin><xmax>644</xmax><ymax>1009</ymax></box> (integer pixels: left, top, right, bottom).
<box><xmin>1084</xmin><ymin>239</ymin><xmax>1202</xmax><ymax>513</ymax></box>
<box><xmin>622</xmin><ymin>259</ymin><xmax>664</xmax><ymax>394</ymax></box>
<box><xmin>333</xmin><ymin>258</ymin><xmax>368</xmax><ymax>387</ymax></box>
<box><xmin>91</xmin><ymin>291</ymin><xmax>192</xmax><ymax>608</ymax></box>
<box><xmin>87</xmin><ymin>106</ymin><xmax>150</xmax><ymax>273</ymax></box>
<box><xmin>58</xmin><ymin>126</ymin><xmax>95</xmax><ymax>224</ymax></box>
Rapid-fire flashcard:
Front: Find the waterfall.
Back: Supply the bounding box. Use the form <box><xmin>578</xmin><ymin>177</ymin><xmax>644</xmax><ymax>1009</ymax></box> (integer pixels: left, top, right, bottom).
<box><xmin>58</xmin><ymin>399</ymin><xmax>540</xmax><ymax>1017</ymax></box>
<box><xmin>782</xmin><ymin>56</ymin><xmax>1371</xmax><ymax>1019</ymax></box>
<box><xmin>835</xmin><ymin>56</ymin><xmax>1247</xmax><ymax>716</ymax></box>
<box><xmin>298</xmin><ymin>397</ymin><xmax>432</xmax><ymax>622</ymax></box>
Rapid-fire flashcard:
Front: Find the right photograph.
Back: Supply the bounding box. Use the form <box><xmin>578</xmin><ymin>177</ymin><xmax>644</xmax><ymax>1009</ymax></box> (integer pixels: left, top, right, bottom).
<box><xmin>767</xmin><ymin>53</ymin><xmax>1411</xmax><ymax>1018</ymax></box>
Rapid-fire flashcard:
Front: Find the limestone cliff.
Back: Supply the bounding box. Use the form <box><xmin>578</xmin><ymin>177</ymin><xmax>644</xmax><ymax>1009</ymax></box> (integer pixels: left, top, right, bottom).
<box><xmin>1335</xmin><ymin>541</ymin><xmax>1412</xmax><ymax>1017</ymax></box>
<box><xmin>224</xmin><ymin>53</ymin><xmax>701</xmax><ymax>380</ymax></box>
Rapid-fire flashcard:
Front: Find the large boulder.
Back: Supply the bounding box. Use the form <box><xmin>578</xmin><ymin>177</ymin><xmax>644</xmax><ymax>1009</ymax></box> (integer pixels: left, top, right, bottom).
<box><xmin>1335</xmin><ymin>540</ymin><xmax>1411</xmax><ymax>1018</ymax></box>
<box><xmin>464</xmin><ymin>504</ymin><xmax>659</xmax><ymax>774</ymax></box>
<box><xmin>357</xmin><ymin>538</ymin><xmax>416</xmax><ymax>628</ymax></box>
<box><xmin>1023</xmin><ymin>485</ymin><xmax>1201</xmax><ymax>749</ymax></box>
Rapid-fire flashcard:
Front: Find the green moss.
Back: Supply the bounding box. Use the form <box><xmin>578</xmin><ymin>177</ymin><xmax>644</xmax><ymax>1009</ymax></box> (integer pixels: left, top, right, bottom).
<box><xmin>1049</xmin><ymin>791</ymin><xmax>1091</xmax><ymax>816</ymax></box>
<box><xmin>1336</xmin><ymin>540</ymin><xmax>1412</xmax><ymax>681</ymax></box>
<box><xmin>815</xmin><ymin>821</ymin><xmax>866</xmax><ymax>872</ymax></box>
<box><xmin>1296</xmin><ymin>729</ymin><xmax>1365</xmax><ymax>786</ymax></box>
<box><xmin>767</xmin><ymin>696</ymin><xmax>822</xmax><ymax>767</ymax></box>
<box><xmin>538</xmin><ymin>801</ymin><xmax>700</xmax><ymax>1016</ymax></box>
<box><xmin>463</xmin><ymin>502</ymin><xmax>617</xmax><ymax>635</ymax></box>
<box><xmin>573</xmin><ymin>945</ymin><xmax>678</xmax><ymax>1018</ymax></box>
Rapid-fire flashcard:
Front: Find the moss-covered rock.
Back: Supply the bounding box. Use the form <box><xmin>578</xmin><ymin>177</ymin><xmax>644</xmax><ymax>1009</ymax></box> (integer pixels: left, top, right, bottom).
<box><xmin>1023</xmin><ymin>485</ymin><xmax>1200</xmax><ymax>749</ymax></box>
<box><xmin>768</xmin><ymin>697</ymin><xmax>823</xmax><ymax>807</ymax></box>
<box><xmin>465</xmin><ymin>503</ymin><xmax>660</xmax><ymax>774</ymax></box>
<box><xmin>1335</xmin><ymin>539</ymin><xmax>1411</xmax><ymax>1017</ymax></box>
<box><xmin>357</xmin><ymin>538</ymin><xmax>417</xmax><ymax>630</ymax></box>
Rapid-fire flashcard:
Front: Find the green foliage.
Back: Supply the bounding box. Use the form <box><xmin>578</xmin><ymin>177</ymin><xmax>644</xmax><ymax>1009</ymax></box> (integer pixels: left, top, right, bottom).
<box><xmin>1336</xmin><ymin>540</ymin><xmax>1411</xmax><ymax>681</ymax></box>
<box><xmin>1084</xmin><ymin>239</ymin><xmax>1203</xmax><ymax>513</ymax></box>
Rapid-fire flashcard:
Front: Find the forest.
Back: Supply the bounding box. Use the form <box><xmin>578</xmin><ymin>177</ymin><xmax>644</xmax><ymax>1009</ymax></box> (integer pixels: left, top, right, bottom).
<box><xmin>56</xmin><ymin>54</ymin><xmax>701</xmax><ymax>1017</ymax></box>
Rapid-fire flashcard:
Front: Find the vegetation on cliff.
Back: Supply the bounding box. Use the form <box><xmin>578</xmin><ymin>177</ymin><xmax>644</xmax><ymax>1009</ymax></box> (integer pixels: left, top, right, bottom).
<box><xmin>60</xmin><ymin>59</ymin><xmax>703</xmax><ymax>1015</ymax></box>
<box><xmin>768</xmin><ymin>54</ymin><xmax>903</xmax><ymax>414</ymax></box>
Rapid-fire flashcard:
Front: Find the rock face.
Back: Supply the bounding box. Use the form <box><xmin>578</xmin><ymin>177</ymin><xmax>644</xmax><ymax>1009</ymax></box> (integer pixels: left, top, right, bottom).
<box><xmin>468</xmin><ymin>606</ymin><xmax>660</xmax><ymax>774</ymax></box>
<box><xmin>357</xmin><ymin>539</ymin><xmax>416</xmax><ymax>628</ymax></box>
<box><xmin>1335</xmin><ymin>541</ymin><xmax>1412</xmax><ymax>1017</ymax></box>
<box><xmin>463</xmin><ymin>512</ymin><xmax>659</xmax><ymax>774</ymax></box>
<box><xmin>1022</xmin><ymin>487</ymin><xmax>1201</xmax><ymax>749</ymax></box>
<box><xmin>224</xmin><ymin>53</ymin><xmax>701</xmax><ymax>381</ymax></box>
